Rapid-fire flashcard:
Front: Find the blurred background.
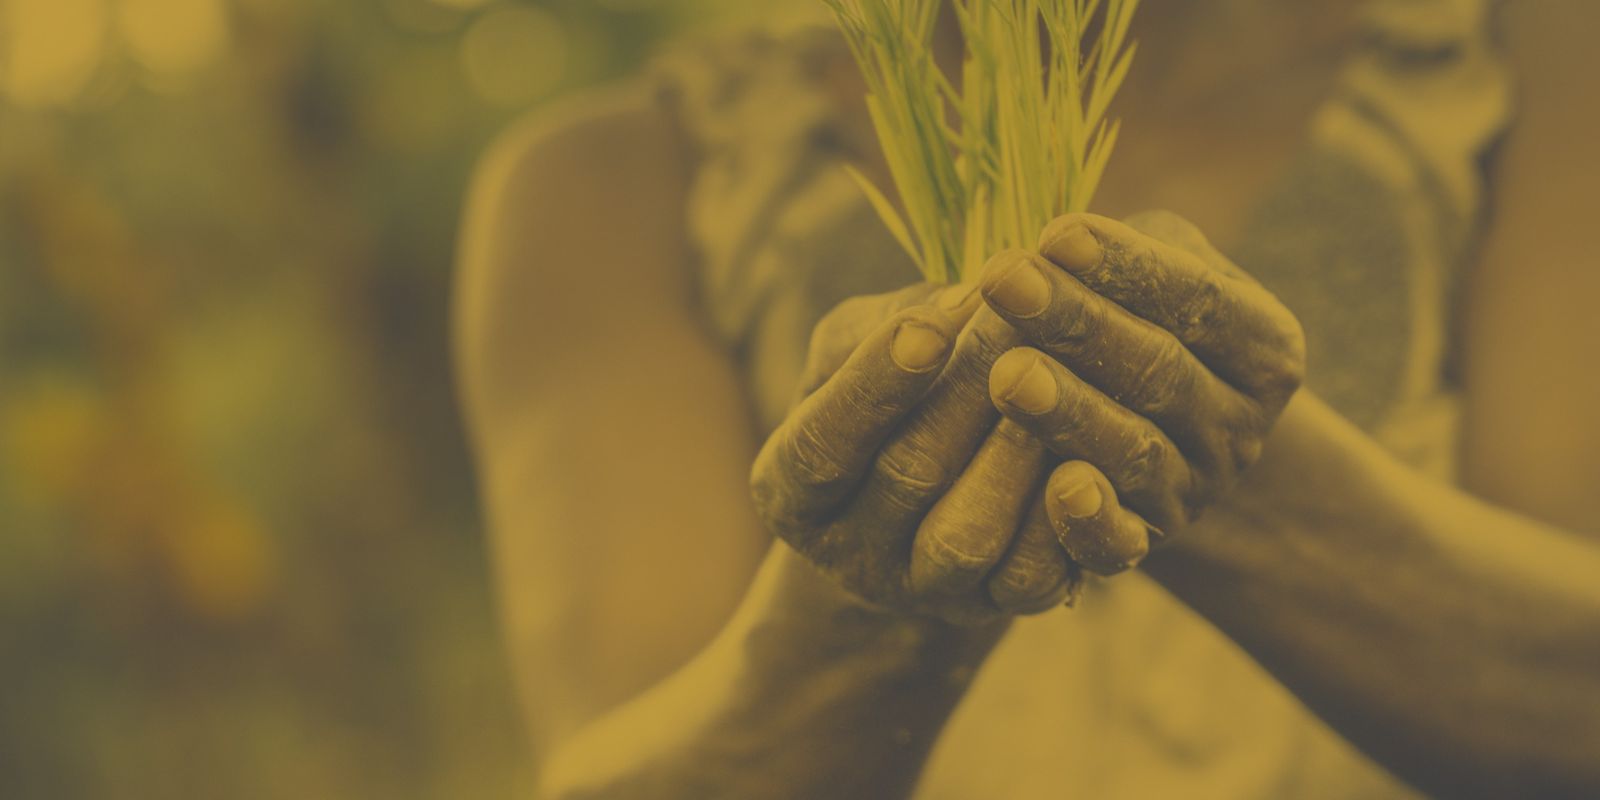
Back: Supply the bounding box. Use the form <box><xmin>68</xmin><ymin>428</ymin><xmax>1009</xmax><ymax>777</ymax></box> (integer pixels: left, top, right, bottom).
<box><xmin>0</xmin><ymin>0</ymin><xmax>791</xmax><ymax>796</ymax></box>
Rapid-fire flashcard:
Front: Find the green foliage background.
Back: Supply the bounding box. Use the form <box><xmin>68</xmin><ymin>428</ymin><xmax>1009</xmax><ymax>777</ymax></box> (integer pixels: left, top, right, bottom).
<box><xmin>0</xmin><ymin>0</ymin><xmax>764</xmax><ymax>796</ymax></box>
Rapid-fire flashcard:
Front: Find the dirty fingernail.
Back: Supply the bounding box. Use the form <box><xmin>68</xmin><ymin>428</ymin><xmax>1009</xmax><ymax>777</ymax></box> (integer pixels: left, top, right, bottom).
<box><xmin>1042</xmin><ymin>224</ymin><xmax>1102</xmax><ymax>275</ymax></box>
<box><xmin>891</xmin><ymin>322</ymin><xmax>949</xmax><ymax>372</ymax></box>
<box><xmin>1056</xmin><ymin>477</ymin><xmax>1103</xmax><ymax>519</ymax></box>
<box><xmin>986</xmin><ymin>259</ymin><xmax>1051</xmax><ymax>318</ymax></box>
<box><xmin>1003</xmin><ymin>356</ymin><xmax>1058</xmax><ymax>414</ymax></box>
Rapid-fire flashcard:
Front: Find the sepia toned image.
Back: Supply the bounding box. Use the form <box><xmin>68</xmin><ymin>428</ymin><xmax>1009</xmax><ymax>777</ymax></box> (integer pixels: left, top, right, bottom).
<box><xmin>4</xmin><ymin>1</ymin><xmax>1597</xmax><ymax>798</ymax></box>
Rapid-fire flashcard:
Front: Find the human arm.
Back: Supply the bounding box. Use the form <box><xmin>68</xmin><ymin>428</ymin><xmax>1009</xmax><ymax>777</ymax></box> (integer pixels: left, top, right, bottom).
<box><xmin>1145</xmin><ymin>390</ymin><xmax>1600</xmax><ymax>799</ymax></box>
<box><xmin>454</xmin><ymin>87</ymin><xmax>769</xmax><ymax>747</ymax></box>
<box><xmin>978</xmin><ymin>39</ymin><xmax>1600</xmax><ymax>787</ymax></box>
<box><xmin>1142</xmin><ymin>8</ymin><xmax>1600</xmax><ymax>794</ymax></box>
<box><xmin>456</xmin><ymin>86</ymin><xmax>1088</xmax><ymax>798</ymax></box>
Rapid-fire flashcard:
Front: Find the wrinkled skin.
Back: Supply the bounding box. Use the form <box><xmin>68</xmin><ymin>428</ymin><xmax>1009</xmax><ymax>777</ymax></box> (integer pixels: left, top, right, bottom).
<box><xmin>985</xmin><ymin>210</ymin><xmax>1306</xmax><ymax>573</ymax></box>
<box><xmin>750</xmin><ymin>280</ymin><xmax>1079</xmax><ymax>625</ymax></box>
<box><xmin>749</xmin><ymin>210</ymin><xmax>1306</xmax><ymax>624</ymax></box>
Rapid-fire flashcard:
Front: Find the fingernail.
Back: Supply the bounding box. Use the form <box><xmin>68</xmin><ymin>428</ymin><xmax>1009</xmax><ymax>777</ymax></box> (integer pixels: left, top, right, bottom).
<box><xmin>985</xmin><ymin>258</ymin><xmax>1050</xmax><ymax>318</ymax></box>
<box><xmin>1004</xmin><ymin>356</ymin><xmax>1057</xmax><ymax>415</ymax></box>
<box><xmin>891</xmin><ymin>322</ymin><xmax>949</xmax><ymax>372</ymax></box>
<box><xmin>1041</xmin><ymin>224</ymin><xmax>1102</xmax><ymax>275</ymax></box>
<box><xmin>936</xmin><ymin>282</ymin><xmax>979</xmax><ymax>312</ymax></box>
<box><xmin>1056</xmin><ymin>478</ymin><xmax>1103</xmax><ymax>519</ymax></box>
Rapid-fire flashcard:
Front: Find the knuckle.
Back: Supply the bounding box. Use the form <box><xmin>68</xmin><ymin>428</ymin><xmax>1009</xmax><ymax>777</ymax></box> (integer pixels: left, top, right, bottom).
<box><xmin>874</xmin><ymin>442</ymin><xmax>948</xmax><ymax>510</ymax></box>
<box><xmin>1178</xmin><ymin>270</ymin><xmax>1228</xmax><ymax>328</ymax></box>
<box><xmin>919</xmin><ymin>525</ymin><xmax>998</xmax><ymax>574</ymax></box>
<box><xmin>1118</xmin><ymin>436</ymin><xmax>1190</xmax><ymax>532</ymax></box>
<box><xmin>1035</xmin><ymin>290</ymin><xmax>1099</xmax><ymax>354</ymax></box>
<box><xmin>918</xmin><ymin>505</ymin><xmax>1008</xmax><ymax>573</ymax></box>
<box><xmin>1122</xmin><ymin>431</ymin><xmax>1171</xmax><ymax>486</ymax></box>
<box><xmin>834</xmin><ymin>371</ymin><xmax>892</xmax><ymax>419</ymax></box>
<box><xmin>964</xmin><ymin>309</ymin><xmax>1022</xmax><ymax>362</ymax></box>
<box><xmin>988</xmin><ymin>561</ymin><xmax>1066</xmax><ymax>613</ymax></box>
<box><xmin>1256</xmin><ymin>342</ymin><xmax>1307</xmax><ymax>407</ymax></box>
<box><xmin>780</xmin><ymin>419</ymin><xmax>853</xmax><ymax>490</ymax></box>
<box><xmin>1121</xmin><ymin>336</ymin><xmax>1188</xmax><ymax>414</ymax></box>
<box><xmin>1249</xmin><ymin>303</ymin><xmax>1307</xmax><ymax>402</ymax></box>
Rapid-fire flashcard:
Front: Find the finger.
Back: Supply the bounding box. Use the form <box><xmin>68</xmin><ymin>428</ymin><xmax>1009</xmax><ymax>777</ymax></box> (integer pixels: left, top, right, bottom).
<box><xmin>986</xmin><ymin>498</ymin><xmax>1079</xmax><ymax>615</ymax></box>
<box><xmin>796</xmin><ymin>282</ymin><xmax>983</xmax><ymax>400</ymax></box>
<box><xmin>847</xmin><ymin>306</ymin><xmax>1023</xmax><ymax>522</ymax></box>
<box><xmin>813</xmin><ymin>308</ymin><xmax>1024</xmax><ymax>594</ymax></box>
<box><xmin>751</xmin><ymin>306</ymin><xmax>959</xmax><ymax>542</ymax></box>
<box><xmin>812</xmin><ymin>304</ymin><xmax>1024</xmax><ymax>601</ymax></box>
<box><xmin>979</xmin><ymin>249</ymin><xmax>1262</xmax><ymax>480</ymax></box>
<box><xmin>989</xmin><ymin>347</ymin><xmax>1193</xmax><ymax>536</ymax></box>
<box><xmin>1036</xmin><ymin>213</ymin><xmax>1304</xmax><ymax>403</ymax></box>
<box><xmin>1044</xmin><ymin>460</ymin><xmax>1151</xmax><ymax>575</ymax></box>
<box><xmin>910</xmin><ymin>418</ymin><xmax>1046</xmax><ymax>601</ymax></box>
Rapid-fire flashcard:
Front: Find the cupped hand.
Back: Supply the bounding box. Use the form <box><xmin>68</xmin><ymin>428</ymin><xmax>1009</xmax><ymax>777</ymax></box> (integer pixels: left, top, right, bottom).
<box><xmin>749</xmin><ymin>283</ymin><xmax>1082</xmax><ymax>625</ymax></box>
<box><xmin>979</xmin><ymin>211</ymin><xmax>1307</xmax><ymax>574</ymax></box>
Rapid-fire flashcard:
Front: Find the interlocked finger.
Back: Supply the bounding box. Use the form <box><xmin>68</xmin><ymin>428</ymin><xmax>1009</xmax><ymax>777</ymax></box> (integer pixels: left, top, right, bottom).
<box><xmin>1037</xmin><ymin>213</ymin><xmax>1305</xmax><ymax>407</ymax></box>
<box><xmin>910</xmin><ymin>418</ymin><xmax>1046</xmax><ymax>611</ymax></box>
<box><xmin>979</xmin><ymin>249</ymin><xmax>1261</xmax><ymax>477</ymax></box>
<box><xmin>988</xmin><ymin>347</ymin><xmax>1195</xmax><ymax>537</ymax></box>
<box><xmin>986</xmin><ymin>498</ymin><xmax>1080</xmax><ymax>615</ymax></box>
<box><xmin>750</xmin><ymin>305</ymin><xmax>960</xmax><ymax>546</ymax></box>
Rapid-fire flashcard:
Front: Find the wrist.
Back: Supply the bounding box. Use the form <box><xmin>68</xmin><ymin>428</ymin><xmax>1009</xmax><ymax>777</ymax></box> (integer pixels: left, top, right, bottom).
<box><xmin>742</xmin><ymin>542</ymin><xmax>1009</xmax><ymax>676</ymax></box>
<box><xmin>676</xmin><ymin>543</ymin><xmax>1006</xmax><ymax>798</ymax></box>
<box><xmin>1146</xmin><ymin>389</ymin><xmax>1418</xmax><ymax>587</ymax></box>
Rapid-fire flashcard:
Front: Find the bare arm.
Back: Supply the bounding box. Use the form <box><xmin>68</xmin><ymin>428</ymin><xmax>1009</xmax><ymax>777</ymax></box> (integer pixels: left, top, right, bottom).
<box><xmin>455</xmin><ymin>88</ymin><xmax>1053</xmax><ymax>799</ymax></box>
<box><xmin>1145</xmin><ymin>394</ymin><xmax>1600</xmax><ymax>798</ymax></box>
<box><xmin>977</xmin><ymin>6</ymin><xmax>1600</xmax><ymax>793</ymax></box>
<box><xmin>989</xmin><ymin>211</ymin><xmax>1600</xmax><ymax>797</ymax></box>
<box><xmin>454</xmin><ymin>87</ymin><xmax>769</xmax><ymax>745</ymax></box>
<box><xmin>1152</xmin><ymin>7</ymin><xmax>1600</xmax><ymax>795</ymax></box>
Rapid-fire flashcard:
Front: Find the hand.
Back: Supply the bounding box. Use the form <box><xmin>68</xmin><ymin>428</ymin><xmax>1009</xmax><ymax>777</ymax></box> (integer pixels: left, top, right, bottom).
<box><xmin>749</xmin><ymin>283</ymin><xmax>1080</xmax><ymax>625</ymax></box>
<box><xmin>978</xmin><ymin>211</ymin><xmax>1306</xmax><ymax>574</ymax></box>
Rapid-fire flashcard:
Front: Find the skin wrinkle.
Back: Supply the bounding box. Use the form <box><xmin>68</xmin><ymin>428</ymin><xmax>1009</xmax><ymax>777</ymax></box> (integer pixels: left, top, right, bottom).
<box><xmin>1004</xmin><ymin>231</ymin><xmax>1274</xmax><ymax>492</ymax></box>
<box><xmin>1016</xmin><ymin>352</ymin><xmax>1195</xmax><ymax>536</ymax></box>
<box><xmin>1005</xmin><ymin>212</ymin><xmax>1305</xmax><ymax>551</ymax></box>
<box><xmin>914</xmin><ymin>421</ymin><xmax>1041</xmax><ymax>576</ymax></box>
<box><xmin>472</xmin><ymin>2</ymin><xmax>1600</xmax><ymax>794</ymax></box>
<box><xmin>987</xmin><ymin>500</ymin><xmax>1067</xmax><ymax>600</ymax></box>
<box><xmin>1045</xmin><ymin>214</ymin><xmax>1305</xmax><ymax>406</ymax></box>
<box><xmin>751</xmin><ymin>267</ymin><xmax>1108</xmax><ymax>620</ymax></box>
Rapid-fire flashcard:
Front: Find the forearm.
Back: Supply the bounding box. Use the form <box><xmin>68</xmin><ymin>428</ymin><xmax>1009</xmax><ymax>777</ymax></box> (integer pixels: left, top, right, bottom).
<box><xmin>1145</xmin><ymin>391</ymin><xmax>1600</xmax><ymax>798</ymax></box>
<box><xmin>539</xmin><ymin>543</ymin><xmax>1005</xmax><ymax>800</ymax></box>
